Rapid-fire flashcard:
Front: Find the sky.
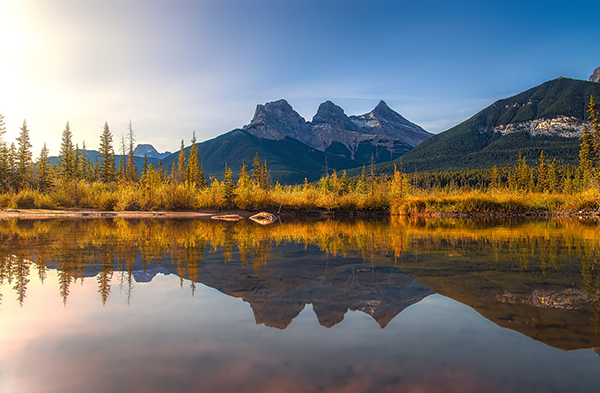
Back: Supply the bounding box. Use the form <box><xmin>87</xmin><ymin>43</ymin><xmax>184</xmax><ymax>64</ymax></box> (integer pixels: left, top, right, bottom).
<box><xmin>0</xmin><ymin>0</ymin><xmax>598</xmax><ymax>156</ymax></box>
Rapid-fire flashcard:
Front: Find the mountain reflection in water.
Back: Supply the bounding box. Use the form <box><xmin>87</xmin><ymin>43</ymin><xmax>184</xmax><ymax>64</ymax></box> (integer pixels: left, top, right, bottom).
<box><xmin>1</xmin><ymin>217</ymin><xmax>600</xmax><ymax>351</ymax></box>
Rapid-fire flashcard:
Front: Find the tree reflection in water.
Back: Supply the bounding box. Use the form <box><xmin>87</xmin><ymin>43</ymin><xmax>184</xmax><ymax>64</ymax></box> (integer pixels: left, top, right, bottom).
<box><xmin>0</xmin><ymin>216</ymin><xmax>599</xmax><ymax>350</ymax></box>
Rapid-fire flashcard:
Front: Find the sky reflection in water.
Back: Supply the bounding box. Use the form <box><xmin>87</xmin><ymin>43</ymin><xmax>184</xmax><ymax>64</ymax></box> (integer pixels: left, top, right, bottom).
<box><xmin>1</xmin><ymin>217</ymin><xmax>599</xmax><ymax>393</ymax></box>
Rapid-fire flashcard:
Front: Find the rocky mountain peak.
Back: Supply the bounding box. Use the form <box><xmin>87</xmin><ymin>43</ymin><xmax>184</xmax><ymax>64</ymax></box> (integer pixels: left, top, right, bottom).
<box><xmin>374</xmin><ymin>100</ymin><xmax>392</xmax><ymax>113</ymax></box>
<box><xmin>350</xmin><ymin>101</ymin><xmax>433</xmax><ymax>147</ymax></box>
<box><xmin>244</xmin><ymin>99</ymin><xmax>314</xmax><ymax>142</ymax></box>
<box><xmin>312</xmin><ymin>100</ymin><xmax>358</xmax><ymax>131</ymax></box>
<box><xmin>590</xmin><ymin>67</ymin><xmax>600</xmax><ymax>83</ymax></box>
<box><xmin>133</xmin><ymin>143</ymin><xmax>171</xmax><ymax>159</ymax></box>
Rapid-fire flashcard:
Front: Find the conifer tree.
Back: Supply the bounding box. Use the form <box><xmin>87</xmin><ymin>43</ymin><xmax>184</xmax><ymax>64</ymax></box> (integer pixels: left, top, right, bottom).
<box><xmin>80</xmin><ymin>141</ymin><xmax>92</xmax><ymax>181</ymax></box>
<box><xmin>8</xmin><ymin>143</ymin><xmax>17</xmax><ymax>189</ymax></box>
<box><xmin>36</xmin><ymin>143</ymin><xmax>51</xmax><ymax>191</ymax></box>
<box><xmin>118</xmin><ymin>132</ymin><xmax>126</xmax><ymax>180</ymax></box>
<box><xmin>175</xmin><ymin>140</ymin><xmax>186</xmax><ymax>184</ymax></box>
<box><xmin>93</xmin><ymin>156</ymin><xmax>100</xmax><ymax>182</ymax></box>
<box><xmin>0</xmin><ymin>142</ymin><xmax>9</xmax><ymax>192</ymax></box>
<box><xmin>74</xmin><ymin>144</ymin><xmax>82</xmax><ymax>180</ymax></box>
<box><xmin>0</xmin><ymin>111</ymin><xmax>5</xmax><ymax>141</ymax></box>
<box><xmin>126</xmin><ymin>120</ymin><xmax>137</xmax><ymax>182</ymax></box>
<box><xmin>198</xmin><ymin>163</ymin><xmax>207</xmax><ymax>189</ymax></box>
<box><xmin>222</xmin><ymin>162</ymin><xmax>235</xmax><ymax>204</ymax></box>
<box><xmin>261</xmin><ymin>159</ymin><xmax>270</xmax><ymax>190</ymax></box>
<box><xmin>98</xmin><ymin>122</ymin><xmax>116</xmax><ymax>183</ymax></box>
<box><xmin>0</xmin><ymin>113</ymin><xmax>8</xmax><ymax>192</ymax></box>
<box><xmin>356</xmin><ymin>166</ymin><xmax>367</xmax><ymax>194</ymax></box>
<box><xmin>580</xmin><ymin>124</ymin><xmax>593</xmax><ymax>185</ymax></box>
<box><xmin>517</xmin><ymin>151</ymin><xmax>529</xmax><ymax>191</ymax></box>
<box><xmin>490</xmin><ymin>165</ymin><xmax>499</xmax><ymax>190</ymax></box>
<box><xmin>58</xmin><ymin>122</ymin><xmax>75</xmax><ymax>182</ymax></box>
<box><xmin>251</xmin><ymin>153</ymin><xmax>261</xmax><ymax>187</ymax></box>
<box><xmin>15</xmin><ymin>120</ymin><xmax>33</xmax><ymax>189</ymax></box>
<box><xmin>141</xmin><ymin>153</ymin><xmax>148</xmax><ymax>179</ymax></box>
<box><xmin>537</xmin><ymin>151</ymin><xmax>548</xmax><ymax>192</ymax></box>
<box><xmin>549</xmin><ymin>159</ymin><xmax>560</xmax><ymax>193</ymax></box>
<box><xmin>237</xmin><ymin>160</ymin><xmax>250</xmax><ymax>189</ymax></box>
<box><xmin>187</xmin><ymin>132</ymin><xmax>201</xmax><ymax>186</ymax></box>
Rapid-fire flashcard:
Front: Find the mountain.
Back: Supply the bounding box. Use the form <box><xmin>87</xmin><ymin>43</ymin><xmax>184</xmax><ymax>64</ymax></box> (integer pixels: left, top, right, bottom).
<box><xmin>133</xmin><ymin>143</ymin><xmax>171</xmax><ymax>159</ymax></box>
<box><xmin>160</xmin><ymin>128</ymin><xmax>360</xmax><ymax>184</ymax></box>
<box><xmin>590</xmin><ymin>66</ymin><xmax>600</xmax><ymax>83</ymax></box>
<box><xmin>244</xmin><ymin>99</ymin><xmax>432</xmax><ymax>163</ymax></box>
<box><xmin>161</xmin><ymin>99</ymin><xmax>431</xmax><ymax>183</ymax></box>
<box><xmin>384</xmin><ymin>77</ymin><xmax>600</xmax><ymax>173</ymax></box>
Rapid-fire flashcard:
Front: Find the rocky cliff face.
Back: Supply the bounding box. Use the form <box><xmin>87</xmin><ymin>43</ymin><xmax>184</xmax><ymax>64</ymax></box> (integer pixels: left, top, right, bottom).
<box><xmin>492</xmin><ymin>115</ymin><xmax>586</xmax><ymax>138</ymax></box>
<box><xmin>243</xmin><ymin>99</ymin><xmax>316</xmax><ymax>146</ymax></box>
<box><xmin>243</xmin><ymin>99</ymin><xmax>432</xmax><ymax>162</ymax></box>
<box><xmin>350</xmin><ymin>100</ymin><xmax>432</xmax><ymax>147</ymax></box>
<box><xmin>590</xmin><ymin>67</ymin><xmax>600</xmax><ymax>83</ymax></box>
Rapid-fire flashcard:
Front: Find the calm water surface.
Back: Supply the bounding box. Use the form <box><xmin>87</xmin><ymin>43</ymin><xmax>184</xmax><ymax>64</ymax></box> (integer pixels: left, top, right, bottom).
<box><xmin>1</xmin><ymin>217</ymin><xmax>599</xmax><ymax>393</ymax></box>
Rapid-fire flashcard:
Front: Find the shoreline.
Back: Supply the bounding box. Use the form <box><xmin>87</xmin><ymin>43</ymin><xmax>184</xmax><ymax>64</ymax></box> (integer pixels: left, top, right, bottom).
<box><xmin>0</xmin><ymin>208</ymin><xmax>598</xmax><ymax>220</ymax></box>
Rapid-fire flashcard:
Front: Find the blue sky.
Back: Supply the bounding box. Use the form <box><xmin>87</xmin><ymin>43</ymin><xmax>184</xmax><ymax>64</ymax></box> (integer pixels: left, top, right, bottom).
<box><xmin>0</xmin><ymin>0</ymin><xmax>598</xmax><ymax>155</ymax></box>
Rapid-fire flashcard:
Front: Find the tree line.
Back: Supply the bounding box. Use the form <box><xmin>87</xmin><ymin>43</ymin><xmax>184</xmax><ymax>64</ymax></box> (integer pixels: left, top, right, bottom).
<box><xmin>0</xmin><ymin>95</ymin><xmax>598</xmax><ymax>212</ymax></box>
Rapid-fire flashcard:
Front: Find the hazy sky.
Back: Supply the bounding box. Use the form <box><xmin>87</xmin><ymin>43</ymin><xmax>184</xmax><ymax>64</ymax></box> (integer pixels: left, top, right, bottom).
<box><xmin>0</xmin><ymin>0</ymin><xmax>598</xmax><ymax>156</ymax></box>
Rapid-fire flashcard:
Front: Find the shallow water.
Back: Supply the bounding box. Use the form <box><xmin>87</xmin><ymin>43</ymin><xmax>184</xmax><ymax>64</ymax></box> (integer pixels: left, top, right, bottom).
<box><xmin>0</xmin><ymin>217</ymin><xmax>599</xmax><ymax>392</ymax></box>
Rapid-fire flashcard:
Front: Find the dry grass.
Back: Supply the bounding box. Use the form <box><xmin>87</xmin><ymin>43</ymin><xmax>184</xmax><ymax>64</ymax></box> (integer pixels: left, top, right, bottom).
<box><xmin>2</xmin><ymin>178</ymin><xmax>600</xmax><ymax>215</ymax></box>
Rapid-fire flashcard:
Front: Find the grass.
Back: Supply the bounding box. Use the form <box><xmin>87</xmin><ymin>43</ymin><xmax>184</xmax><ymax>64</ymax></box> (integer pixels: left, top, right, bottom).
<box><xmin>2</xmin><ymin>178</ymin><xmax>600</xmax><ymax>216</ymax></box>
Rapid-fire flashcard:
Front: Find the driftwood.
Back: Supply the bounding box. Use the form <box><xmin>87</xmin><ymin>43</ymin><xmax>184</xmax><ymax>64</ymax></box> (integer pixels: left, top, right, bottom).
<box><xmin>211</xmin><ymin>214</ymin><xmax>243</xmax><ymax>222</ymax></box>
<box><xmin>249</xmin><ymin>212</ymin><xmax>278</xmax><ymax>225</ymax></box>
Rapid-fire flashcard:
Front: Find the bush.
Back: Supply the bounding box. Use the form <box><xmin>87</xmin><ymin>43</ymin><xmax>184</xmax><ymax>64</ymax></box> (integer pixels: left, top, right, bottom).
<box><xmin>14</xmin><ymin>194</ymin><xmax>35</xmax><ymax>209</ymax></box>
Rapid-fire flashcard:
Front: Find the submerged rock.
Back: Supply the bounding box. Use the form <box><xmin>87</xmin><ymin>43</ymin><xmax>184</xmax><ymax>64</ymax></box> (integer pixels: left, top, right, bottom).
<box><xmin>249</xmin><ymin>212</ymin><xmax>277</xmax><ymax>225</ymax></box>
<box><xmin>211</xmin><ymin>214</ymin><xmax>243</xmax><ymax>221</ymax></box>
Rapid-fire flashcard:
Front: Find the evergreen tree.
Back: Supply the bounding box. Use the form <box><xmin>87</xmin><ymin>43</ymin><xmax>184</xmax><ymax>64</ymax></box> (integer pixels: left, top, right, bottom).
<box><xmin>222</xmin><ymin>162</ymin><xmax>235</xmax><ymax>204</ymax></box>
<box><xmin>589</xmin><ymin>96</ymin><xmax>600</xmax><ymax>168</ymax></box>
<box><xmin>74</xmin><ymin>143</ymin><xmax>82</xmax><ymax>180</ymax></box>
<box><xmin>59</xmin><ymin>122</ymin><xmax>75</xmax><ymax>182</ymax></box>
<box><xmin>490</xmin><ymin>165</ymin><xmax>499</xmax><ymax>190</ymax></box>
<box><xmin>8</xmin><ymin>143</ymin><xmax>17</xmax><ymax>189</ymax></box>
<box><xmin>187</xmin><ymin>133</ymin><xmax>201</xmax><ymax>186</ymax></box>
<box><xmin>118</xmin><ymin>132</ymin><xmax>126</xmax><ymax>180</ymax></box>
<box><xmin>141</xmin><ymin>153</ymin><xmax>149</xmax><ymax>180</ymax></box>
<box><xmin>549</xmin><ymin>159</ymin><xmax>560</xmax><ymax>193</ymax></box>
<box><xmin>80</xmin><ymin>141</ymin><xmax>92</xmax><ymax>181</ymax></box>
<box><xmin>517</xmin><ymin>151</ymin><xmax>529</xmax><ymax>191</ymax></box>
<box><xmin>251</xmin><ymin>153</ymin><xmax>261</xmax><ymax>186</ymax></box>
<box><xmin>237</xmin><ymin>160</ymin><xmax>250</xmax><ymax>189</ymax></box>
<box><xmin>126</xmin><ymin>120</ymin><xmax>137</xmax><ymax>182</ymax></box>
<box><xmin>261</xmin><ymin>159</ymin><xmax>270</xmax><ymax>190</ymax></box>
<box><xmin>15</xmin><ymin>120</ymin><xmax>33</xmax><ymax>189</ymax></box>
<box><xmin>0</xmin><ymin>142</ymin><xmax>9</xmax><ymax>192</ymax></box>
<box><xmin>198</xmin><ymin>163</ymin><xmax>207</xmax><ymax>189</ymax></box>
<box><xmin>356</xmin><ymin>166</ymin><xmax>367</xmax><ymax>194</ymax></box>
<box><xmin>0</xmin><ymin>111</ymin><xmax>6</xmax><ymax>141</ymax></box>
<box><xmin>580</xmin><ymin>125</ymin><xmax>593</xmax><ymax>182</ymax></box>
<box><xmin>175</xmin><ymin>139</ymin><xmax>186</xmax><ymax>184</ymax></box>
<box><xmin>98</xmin><ymin>122</ymin><xmax>116</xmax><ymax>183</ymax></box>
<box><xmin>0</xmin><ymin>114</ymin><xmax>8</xmax><ymax>192</ymax></box>
<box><xmin>537</xmin><ymin>151</ymin><xmax>548</xmax><ymax>192</ymax></box>
<box><xmin>93</xmin><ymin>156</ymin><xmax>100</xmax><ymax>182</ymax></box>
<box><xmin>36</xmin><ymin>143</ymin><xmax>51</xmax><ymax>191</ymax></box>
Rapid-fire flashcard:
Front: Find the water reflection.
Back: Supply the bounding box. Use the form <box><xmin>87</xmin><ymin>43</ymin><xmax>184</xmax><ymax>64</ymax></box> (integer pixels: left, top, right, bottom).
<box><xmin>1</xmin><ymin>217</ymin><xmax>600</xmax><ymax>350</ymax></box>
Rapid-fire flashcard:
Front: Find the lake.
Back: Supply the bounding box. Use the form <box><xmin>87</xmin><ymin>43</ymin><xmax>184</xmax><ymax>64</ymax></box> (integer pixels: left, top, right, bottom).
<box><xmin>1</xmin><ymin>216</ymin><xmax>599</xmax><ymax>393</ymax></box>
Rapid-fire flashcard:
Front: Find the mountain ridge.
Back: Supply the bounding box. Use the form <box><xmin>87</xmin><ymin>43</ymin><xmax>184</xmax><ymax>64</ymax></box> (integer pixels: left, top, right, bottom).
<box><xmin>161</xmin><ymin>99</ymin><xmax>431</xmax><ymax>183</ymax></box>
<box><xmin>380</xmin><ymin>77</ymin><xmax>600</xmax><ymax>173</ymax></box>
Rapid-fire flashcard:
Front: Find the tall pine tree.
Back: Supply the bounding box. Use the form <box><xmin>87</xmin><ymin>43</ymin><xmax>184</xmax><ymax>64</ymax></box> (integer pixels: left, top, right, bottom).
<box><xmin>98</xmin><ymin>122</ymin><xmax>116</xmax><ymax>183</ymax></box>
<box><xmin>15</xmin><ymin>120</ymin><xmax>33</xmax><ymax>189</ymax></box>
